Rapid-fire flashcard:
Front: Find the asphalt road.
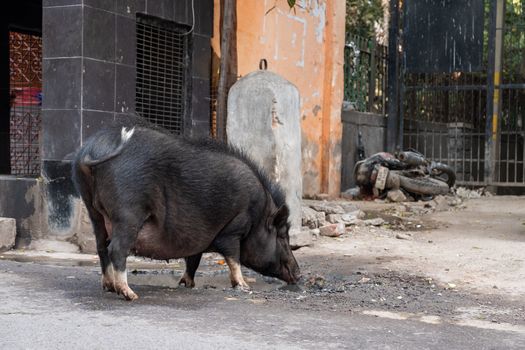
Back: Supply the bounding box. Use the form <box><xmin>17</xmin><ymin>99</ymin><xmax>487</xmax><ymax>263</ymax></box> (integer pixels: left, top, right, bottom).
<box><xmin>0</xmin><ymin>258</ymin><xmax>524</xmax><ymax>350</ymax></box>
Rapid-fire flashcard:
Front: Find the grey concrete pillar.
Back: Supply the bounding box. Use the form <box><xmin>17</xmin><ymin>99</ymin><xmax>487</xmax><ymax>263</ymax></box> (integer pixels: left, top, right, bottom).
<box><xmin>227</xmin><ymin>69</ymin><xmax>306</xmax><ymax>245</ymax></box>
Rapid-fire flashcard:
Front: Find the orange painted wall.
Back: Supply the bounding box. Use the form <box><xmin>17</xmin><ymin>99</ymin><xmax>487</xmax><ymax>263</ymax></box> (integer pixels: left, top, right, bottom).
<box><xmin>212</xmin><ymin>0</ymin><xmax>346</xmax><ymax>197</ymax></box>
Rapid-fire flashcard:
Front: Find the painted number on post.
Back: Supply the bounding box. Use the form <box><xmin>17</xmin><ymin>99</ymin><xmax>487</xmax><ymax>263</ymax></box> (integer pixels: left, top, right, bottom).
<box><xmin>374</xmin><ymin>166</ymin><xmax>389</xmax><ymax>190</ymax></box>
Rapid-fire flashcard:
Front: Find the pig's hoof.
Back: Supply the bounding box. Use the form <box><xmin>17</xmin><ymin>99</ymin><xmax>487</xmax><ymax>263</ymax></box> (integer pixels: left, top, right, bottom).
<box><xmin>178</xmin><ymin>274</ymin><xmax>195</xmax><ymax>288</ymax></box>
<box><xmin>114</xmin><ymin>281</ymin><xmax>138</xmax><ymax>301</ymax></box>
<box><xmin>118</xmin><ymin>287</ymin><xmax>139</xmax><ymax>301</ymax></box>
<box><xmin>232</xmin><ymin>282</ymin><xmax>251</xmax><ymax>292</ymax></box>
<box><xmin>102</xmin><ymin>279</ymin><xmax>116</xmax><ymax>293</ymax></box>
<box><xmin>103</xmin><ymin>284</ymin><xmax>116</xmax><ymax>293</ymax></box>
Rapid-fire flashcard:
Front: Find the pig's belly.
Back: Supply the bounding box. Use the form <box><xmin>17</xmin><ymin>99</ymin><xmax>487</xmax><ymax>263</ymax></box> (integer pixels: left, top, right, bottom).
<box><xmin>132</xmin><ymin>222</ymin><xmax>190</xmax><ymax>260</ymax></box>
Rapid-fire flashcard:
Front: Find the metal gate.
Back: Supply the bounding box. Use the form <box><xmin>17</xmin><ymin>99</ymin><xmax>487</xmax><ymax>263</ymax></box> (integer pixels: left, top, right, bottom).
<box><xmin>9</xmin><ymin>31</ymin><xmax>42</xmax><ymax>176</ymax></box>
<box><xmin>496</xmin><ymin>0</ymin><xmax>525</xmax><ymax>186</ymax></box>
<box><xmin>399</xmin><ymin>0</ymin><xmax>525</xmax><ymax>187</ymax></box>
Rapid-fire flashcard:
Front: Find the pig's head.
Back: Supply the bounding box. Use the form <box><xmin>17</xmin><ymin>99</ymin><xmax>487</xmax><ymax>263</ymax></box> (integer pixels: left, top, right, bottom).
<box><xmin>240</xmin><ymin>204</ymin><xmax>301</xmax><ymax>284</ymax></box>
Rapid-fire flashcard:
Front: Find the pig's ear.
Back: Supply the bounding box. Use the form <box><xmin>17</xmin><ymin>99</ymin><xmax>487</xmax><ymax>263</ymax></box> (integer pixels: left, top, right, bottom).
<box><xmin>272</xmin><ymin>205</ymin><xmax>290</xmax><ymax>228</ymax></box>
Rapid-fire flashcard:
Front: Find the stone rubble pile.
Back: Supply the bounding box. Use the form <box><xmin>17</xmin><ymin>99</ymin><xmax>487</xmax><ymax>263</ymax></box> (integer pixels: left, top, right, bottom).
<box><xmin>301</xmin><ymin>200</ymin><xmax>376</xmax><ymax>239</ymax></box>
<box><xmin>301</xmin><ymin>194</ymin><xmax>468</xmax><ymax>241</ymax></box>
<box><xmin>453</xmin><ymin>186</ymin><xmax>493</xmax><ymax>199</ymax></box>
<box><xmin>342</xmin><ymin>184</ymin><xmax>493</xmax><ymax>204</ymax></box>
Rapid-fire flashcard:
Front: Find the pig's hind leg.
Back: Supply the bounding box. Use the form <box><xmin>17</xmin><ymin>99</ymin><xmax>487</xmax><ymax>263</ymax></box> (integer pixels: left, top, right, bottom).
<box><xmin>84</xmin><ymin>205</ymin><xmax>115</xmax><ymax>293</ymax></box>
<box><xmin>106</xmin><ymin>216</ymin><xmax>142</xmax><ymax>301</ymax></box>
<box><xmin>179</xmin><ymin>253</ymin><xmax>202</xmax><ymax>288</ymax></box>
<box><xmin>74</xmin><ymin>169</ymin><xmax>115</xmax><ymax>294</ymax></box>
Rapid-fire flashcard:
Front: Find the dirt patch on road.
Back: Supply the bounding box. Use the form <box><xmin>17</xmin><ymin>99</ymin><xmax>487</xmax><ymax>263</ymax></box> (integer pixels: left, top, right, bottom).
<box><xmin>270</xmin><ymin>196</ymin><xmax>525</xmax><ymax>326</ymax></box>
<box><xmin>252</xmin><ymin>254</ymin><xmax>525</xmax><ymax>326</ymax></box>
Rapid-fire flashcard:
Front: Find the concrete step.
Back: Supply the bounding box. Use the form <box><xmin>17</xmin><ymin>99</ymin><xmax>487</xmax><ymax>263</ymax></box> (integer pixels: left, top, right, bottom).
<box><xmin>28</xmin><ymin>239</ymin><xmax>80</xmax><ymax>253</ymax></box>
<box><xmin>0</xmin><ymin>217</ymin><xmax>16</xmax><ymax>251</ymax></box>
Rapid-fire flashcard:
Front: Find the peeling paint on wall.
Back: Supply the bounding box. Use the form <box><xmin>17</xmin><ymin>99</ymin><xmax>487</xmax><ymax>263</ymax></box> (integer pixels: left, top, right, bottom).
<box><xmin>311</xmin><ymin>0</ymin><xmax>326</xmax><ymax>43</ymax></box>
<box><xmin>312</xmin><ymin>105</ymin><xmax>321</xmax><ymax>116</ymax></box>
<box><xmin>222</xmin><ymin>0</ymin><xmax>345</xmax><ymax>196</ymax></box>
<box><xmin>269</xmin><ymin>8</ymin><xmax>307</xmax><ymax>67</ymax></box>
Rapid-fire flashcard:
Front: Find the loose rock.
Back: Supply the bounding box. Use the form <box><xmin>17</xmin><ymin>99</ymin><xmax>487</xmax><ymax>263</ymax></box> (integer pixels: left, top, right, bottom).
<box><xmin>301</xmin><ymin>206</ymin><xmax>326</xmax><ymax>228</ymax></box>
<box><xmin>341</xmin><ymin>187</ymin><xmax>361</xmax><ymax>200</ymax></box>
<box><xmin>341</xmin><ymin>210</ymin><xmax>366</xmax><ymax>225</ymax></box>
<box><xmin>312</xmin><ymin>194</ymin><xmax>330</xmax><ymax>201</ymax></box>
<box><xmin>326</xmin><ymin>214</ymin><xmax>342</xmax><ymax>224</ymax></box>
<box><xmin>291</xmin><ymin>228</ymin><xmax>313</xmax><ymax>249</ymax></box>
<box><xmin>446</xmin><ymin>283</ymin><xmax>457</xmax><ymax>289</ymax></box>
<box><xmin>455</xmin><ymin>187</ymin><xmax>490</xmax><ymax>199</ymax></box>
<box><xmin>387</xmin><ymin>189</ymin><xmax>407</xmax><ymax>202</ymax></box>
<box><xmin>340</xmin><ymin>203</ymin><xmax>359</xmax><ymax>213</ymax></box>
<box><xmin>309</xmin><ymin>203</ymin><xmax>345</xmax><ymax>215</ymax></box>
<box><xmin>306</xmin><ymin>275</ymin><xmax>326</xmax><ymax>290</ymax></box>
<box><xmin>363</xmin><ymin>218</ymin><xmax>385</xmax><ymax>226</ymax></box>
<box><xmin>448</xmin><ymin>197</ymin><xmax>463</xmax><ymax>207</ymax></box>
<box><xmin>319</xmin><ymin>223</ymin><xmax>346</xmax><ymax>237</ymax></box>
<box><xmin>432</xmin><ymin>195</ymin><xmax>450</xmax><ymax>211</ymax></box>
<box><xmin>395</xmin><ymin>233</ymin><xmax>412</xmax><ymax>240</ymax></box>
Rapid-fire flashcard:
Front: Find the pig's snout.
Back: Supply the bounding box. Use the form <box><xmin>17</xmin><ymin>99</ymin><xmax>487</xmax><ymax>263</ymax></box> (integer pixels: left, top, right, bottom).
<box><xmin>283</xmin><ymin>264</ymin><xmax>301</xmax><ymax>285</ymax></box>
<box><xmin>290</xmin><ymin>274</ymin><xmax>304</xmax><ymax>285</ymax></box>
<box><xmin>289</xmin><ymin>273</ymin><xmax>302</xmax><ymax>285</ymax></box>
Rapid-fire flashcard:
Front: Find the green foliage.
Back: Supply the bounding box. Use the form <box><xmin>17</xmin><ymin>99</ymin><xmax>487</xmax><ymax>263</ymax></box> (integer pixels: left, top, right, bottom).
<box><xmin>281</xmin><ymin>0</ymin><xmax>385</xmax><ymax>37</ymax></box>
<box><xmin>346</xmin><ymin>0</ymin><xmax>385</xmax><ymax>37</ymax></box>
<box><xmin>503</xmin><ymin>0</ymin><xmax>525</xmax><ymax>81</ymax></box>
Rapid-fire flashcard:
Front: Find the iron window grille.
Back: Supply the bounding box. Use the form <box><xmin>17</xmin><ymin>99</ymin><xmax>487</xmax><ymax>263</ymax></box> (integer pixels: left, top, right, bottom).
<box><xmin>136</xmin><ymin>14</ymin><xmax>191</xmax><ymax>135</ymax></box>
<box><xmin>8</xmin><ymin>31</ymin><xmax>42</xmax><ymax>176</ymax></box>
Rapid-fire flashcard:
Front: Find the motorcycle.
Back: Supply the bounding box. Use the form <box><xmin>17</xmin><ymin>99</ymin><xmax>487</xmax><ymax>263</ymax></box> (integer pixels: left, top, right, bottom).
<box><xmin>353</xmin><ymin>150</ymin><xmax>456</xmax><ymax>199</ymax></box>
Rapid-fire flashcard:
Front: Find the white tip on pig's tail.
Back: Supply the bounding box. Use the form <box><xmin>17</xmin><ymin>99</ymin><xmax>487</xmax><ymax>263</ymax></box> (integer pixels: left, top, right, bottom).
<box><xmin>121</xmin><ymin>127</ymin><xmax>135</xmax><ymax>143</ymax></box>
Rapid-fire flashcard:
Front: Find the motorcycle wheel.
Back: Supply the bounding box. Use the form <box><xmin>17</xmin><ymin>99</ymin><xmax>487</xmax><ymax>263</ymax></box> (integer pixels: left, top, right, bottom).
<box><xmin>398</xmin><ymin>175</ymin><xmax>450</xmax><ymax>196</ymax></box>
<box><xmin>430</xmin><ymin>163</ymin><xmax>456</xmax><ymax>187</ymax></box>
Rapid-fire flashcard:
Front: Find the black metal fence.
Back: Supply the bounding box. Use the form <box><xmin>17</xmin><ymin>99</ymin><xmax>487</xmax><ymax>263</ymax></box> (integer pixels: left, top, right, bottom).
<box><xmin>495</xmin><ymin>0</ymin><xmax>525</xmax><ymax>185</ymax></box>
<box><xmin>343</xmin><ymin>33</ymin><xmax>388</xmax><ymax>115</ymax></box>
<box><xmin>400</xmin><ymin>0</ymin><xmax>525</xmax><ymax>188</ymax></box>
<box><xmin>400</xmin><ymin>0</ymin><xmax>489</xmax><ymax>186</ymax></box>
<box><xmin>344</xmin><ymin>0</ymin><xmax>525</xmax><ymax>189</ymax></box>
<box><xmin>402</xmin><ymin>72</ymin><xmax>489</xmax><ymax>185</ymax></box>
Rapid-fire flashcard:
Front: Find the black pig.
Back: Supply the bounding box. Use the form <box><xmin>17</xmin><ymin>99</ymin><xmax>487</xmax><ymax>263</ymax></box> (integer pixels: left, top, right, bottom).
<box><xmin>72</xmin><ymin>125</ymin><xmax>300</xmax><ymax>300</ymax></box>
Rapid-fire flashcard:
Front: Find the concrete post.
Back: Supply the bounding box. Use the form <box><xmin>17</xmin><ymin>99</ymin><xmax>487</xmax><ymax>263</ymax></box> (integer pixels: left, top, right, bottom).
<box><xmin>227</xmin><ymin>69</ymin><xmax>307</xmax><ymax>246</ymax></box>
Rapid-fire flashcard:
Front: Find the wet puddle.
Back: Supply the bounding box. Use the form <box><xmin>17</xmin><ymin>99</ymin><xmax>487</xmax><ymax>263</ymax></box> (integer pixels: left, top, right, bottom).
<box><xmin>0</xmin><ymin>252</ymin><xmax>290</xmax><ymax>292</ymax></box>
<box><xmin>128</xmin><ymin>266</ymin><xmax>287</xmax><ymax>292</ymax></box>
<box><xmin>0</xmin><ymin>254</ymin><xmax>98</xmax><ymax>267</ymax></box>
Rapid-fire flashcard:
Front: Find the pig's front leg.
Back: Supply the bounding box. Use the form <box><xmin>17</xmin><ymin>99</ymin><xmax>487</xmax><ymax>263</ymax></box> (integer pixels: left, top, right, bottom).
<box><xmin>213</xmin><ymin>216</ymin><xmax>251</xmax><ymax>291</ymax></box>
<box><xmin>225</xmin><ymin>256</ymin><xmax>250</xmax><ymax>290</ymax></box>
